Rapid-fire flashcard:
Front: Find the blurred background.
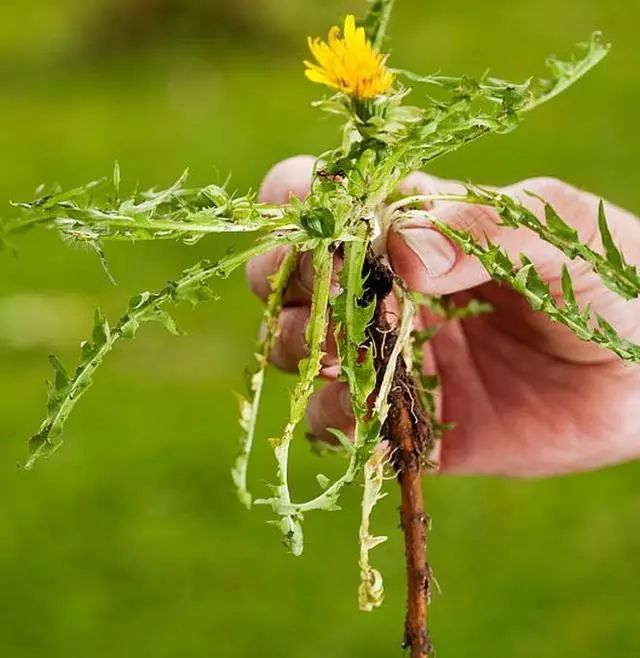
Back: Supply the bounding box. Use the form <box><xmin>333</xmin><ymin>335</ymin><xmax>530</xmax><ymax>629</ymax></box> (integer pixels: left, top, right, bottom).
<box><xmin>0</xmin><ymin>1</ymin><xmax>638</xmax><ymax>656</ymax></box>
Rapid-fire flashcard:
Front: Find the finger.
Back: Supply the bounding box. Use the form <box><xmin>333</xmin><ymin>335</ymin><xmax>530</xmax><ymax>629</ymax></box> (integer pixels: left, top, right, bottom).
<box><xmin>397</xmin><ymin>170</ymin><xmax>467</xmax><ymax>202</ymax></box>
<box><xmin>246</xmin><ymin>248</ymin><xmax>315</xmax><ymax>304</ymax></box>
<box><xmin>247</xmin><ymin>248</ymin><xmax>343</xmax><ymax>306</ymax></box>
<box><xmin>268</xmin><ymin>306</ymin><xmax>338</xmax><ymax>375</ymax></box>
<box><xmin>387</xmin><ymin>176</ymin><xmax>599</xmax><ymax>296</ymax></box>
<box><xmin>306</xmin><ymin>381</ymin><xmax>355</xmax><ymax>441</ymax></box>
<box><xmin>258</xmin><ymin>154</ymin><xmax>316</xmax><ymax>203</ymax></box>
<box><xmin>247</xmin><ymin>155</ymin><xmax>317</xmax><ymax>303</ymax></box>
<box><xmin>386</xmin><ymin>170</ymin><xmax>472</xmax><ymax>290</ymax></box>
<box><xmin>392</xmin><ymin>175</ymin><xmax>640</xmax><ymax>361</ymax></box>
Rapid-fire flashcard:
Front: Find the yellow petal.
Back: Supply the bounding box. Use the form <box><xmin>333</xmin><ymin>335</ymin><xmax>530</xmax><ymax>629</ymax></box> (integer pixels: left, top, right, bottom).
<box><xmin>305</xmin><ymin>68</ymin><xmax>330</xmax><ymax>84</ymax></box>
<box><xmin>328</xmin><ymin>25</ymin><xmax>341</xmax><ymax>48</ymax></box>
<box><xmin>343</xmin><ymin>14</ymin><xmax>357</xmax><ymax>45</ymax></box>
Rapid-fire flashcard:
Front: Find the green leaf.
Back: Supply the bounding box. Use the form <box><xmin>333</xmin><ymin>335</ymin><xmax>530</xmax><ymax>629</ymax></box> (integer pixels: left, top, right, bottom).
<box><xmin>300</xmin><ymin>208</ymin><xmax>336</xmax><ymax>238</ymax></box>
<box><xmin>398</xmin><ymin>33</ymin><xmax>610</xmax><ymax>171</ymax></box>
<box><xmin>172</xmin><ymin>274</ymin><xmax>217</xmax><ymax>307</ymax></box>
<box><xmin>332</xmin><ymin>230</ymin><xmax>377</xmax><ymax>416</ymax></box>
<box><xmin>326</xmin><ymin>428</ymin><xmax>356</xmax><ymax>454</ymax></box>
<box><xmin>6</xmin><ymin>170</ymin><xmax>291</xmax><ymax>254</ymax></box>
<box><xmin>561</xmin><ymin>265</ymin><xmax>578</xmax><ymax>310</ymax></box>
<box><xmin>447</xmin><ymin>186</ymin><xmax>640</xmax><ymax>300</ymax></box>
<box><xmin>362</xmin><ymin>0</ymin><xmax>395</xmax><ymax>49</ymax></box>
<box><xmin>435</xmin><ymin>221</ymin><xmax>640</xmax><ymax>363</ymax></box>
<box><xmin>23</xmin><ymin>236</ymin><xmax>293</xmax><ymax>470</ymax></box>
<box><xmin>415</xmin><ymin>294</ymin><xmax>493</xmax><ymax>320</ymax></box>
<box><xmin>262</xmin><ymin>242</ymin><xmax>334</xmax><ymax>554</ymax></box>
<box><xmin>48</xmin><ymin>354</ymin><xmax>70</xmax><ymax>391</ymax></box>
<box><xmin>8</xmin><ymin>3</ymin><xmax>638</xmax><ymax>618</ymax></box>
<box><xmin>544</xmin><ymin>202</ymin><xmax>579</xmax><ymax>243</ymax></box>
<box><xmin>112</xmin><ymin>161</ymin><xmax>121</xmax><ymax>204</ymax></box>
<box><xmin>598</xmin><ymin>200</ymin><xmax>623</xmax><ymax>269</ymax></box>
<box><xmin>92</xmin><ymin>308</ymin><xmax>110</xmax><ymax>348</ymax></box>
<box><xmin>358</xmin><ymin>450</ymin><xmax>388</xmax><ymax>611</ymax></box>
<box><xmin>231</xmin><ymin>248</ymin><xmax>297</xmax><ymax>509</ymax></box>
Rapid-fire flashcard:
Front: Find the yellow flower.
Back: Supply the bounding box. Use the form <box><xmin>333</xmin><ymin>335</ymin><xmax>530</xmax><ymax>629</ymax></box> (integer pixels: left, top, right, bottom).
<box><xmin>304</xmin><ymin>15</ymin><xmax>394</xmax><ymax>100</ymax></box>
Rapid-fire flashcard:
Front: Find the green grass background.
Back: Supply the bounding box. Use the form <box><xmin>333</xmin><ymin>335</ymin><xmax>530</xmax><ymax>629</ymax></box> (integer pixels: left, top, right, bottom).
<box><xmin>0</xmin><ymin>1</ymin><xmax>638</xmax><ymax>656</ymax></box>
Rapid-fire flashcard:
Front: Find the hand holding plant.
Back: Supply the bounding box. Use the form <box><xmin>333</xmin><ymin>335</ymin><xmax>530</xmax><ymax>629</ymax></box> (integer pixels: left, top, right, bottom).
<box><xmin>251</xmin><ymin>157</ymin><xmax>640</xmax><ymax>477</ymax></box>
<box><xmin>4</xmin><ymin>1</ymin><xmax>639</xmax><ymax>655</ymax></box>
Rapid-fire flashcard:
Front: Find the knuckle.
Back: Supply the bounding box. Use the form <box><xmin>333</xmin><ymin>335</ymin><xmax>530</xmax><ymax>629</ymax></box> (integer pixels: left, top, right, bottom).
<box><xmin>271</xmin><ymin>308</ymin><xmax>309</xmax><ymax>370</ymax></box>
<box><xmin>518</xmin><ymin>176</ymin><xmax>598</xmax><ymax>242</ymax></box>
<box><xmin>245</xmin><ymin>247</ymin><xmax>287</xmax><ymax>300</ymax></box>
<box><xmin>399</xmin><ymin>171</ymin><xmax>437</xmax><ymax>195</ymax></box>
<box><xmin>521</xmin><ymin>176</ymin><xmax>571</xmax><ymax>203</ymax></box>
<box><xmin>306</xmin><ymin>383</ymin><xmax>354</xmax><ymax>439</ymax></box>
<box><xmin>453</xmin><ymin>202</ymin><xmax>498</xmax><ymax>236</ymax></box>
<box><xmin>278</xmin><ymin>312</ymin><xmax>303</xmax><ymax>350</ymax></box>
<box><xmin>259</xmin><ymin>155</ymin><xmax>315</xmax><ymax>203</ymax></box>
<box><xmin>245</xmin><ymin>259</ymin><xmax>267</xmax><ymax>298</ymax></box>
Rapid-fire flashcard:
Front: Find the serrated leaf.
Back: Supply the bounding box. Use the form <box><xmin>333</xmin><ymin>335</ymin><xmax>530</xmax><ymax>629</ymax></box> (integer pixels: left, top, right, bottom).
<box><xmin>362</xmin><ymin>0</ymin><xmax>395</xmax><ymax>49</ymax></box>
<box><xmin>6</xmin><ymin>170</ymin><xmax>291</xmax><ymax>262</ymax></box>
<box><xmin>396</xmin><ymin>33</ymin><xmax>610</xmax><ymax>170</ymax></box>
<box><xmin>416</xmin><ymin>293</ymin><xmax>493</xmax><ymax>320</ymax></box>
<box><xmin>598</xmin><ymin>200</ymin><xmax>623</xmax><ymax>269</ymax></box>
<box><xmin>326</xmin><ymin>427</ymin><xmax>355</xmax><ymax>454</ymax></box>
<box><xmin>92</xmin><ymin>308</ymin><xmax>110</xmax><ymax>347</ymax></box>
<box><xmin>232</xmin><ymin>249</ymin><xmax>297</xmax><ymax>510</ymax></box>
<box><xmin>48</xmin><ymin>354</ymin><xmax>70</xmax><ymax>391</ymax></box>
<box><xmin>263</xmin><ymin>243</ymin><xmax>333</xmax><ymax>552</ymax></box>
<box><xmin>172</xmin><ymin>279</ymin><xmax>217</xmax><ymax>306</ymax></box>
<box><xmin>23</xmin><ymin>237</ymin><xmax>290</xmax><ymax>470</ymax></box>
<box><xmin>452</xmin><ymin>186</ymin><xmax>640</xmax><ymax>301</ymax></box>
<box><xmin>112</xmin><ymin>161</ymin><xmax>121</xmax><ymax>202</ymax></box>
<box><xmin>358</xmin><ymin>449</ymin><xmax>388</xmax><ymax>611</ymax></box>
<box><xmin>436</xmin><ymin>221</ymin><xmax>640</xmax><ymax>363</ymax></box>
<box><xmin>561</xmin><ymin>265</ymin><xmax>578</xmax><ymax>310</ymax></box>
<box><xmin>545</xmin><ymin>203</ymin><xmax>579</xmax><ymax>243</ymax></box>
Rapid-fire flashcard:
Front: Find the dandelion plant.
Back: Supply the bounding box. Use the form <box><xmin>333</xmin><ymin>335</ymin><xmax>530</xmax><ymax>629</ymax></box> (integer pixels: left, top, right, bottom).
<box><xmin>4</xmin><ymin>1</ymin><xmax>639</xmax><ymax>656</ymax></box>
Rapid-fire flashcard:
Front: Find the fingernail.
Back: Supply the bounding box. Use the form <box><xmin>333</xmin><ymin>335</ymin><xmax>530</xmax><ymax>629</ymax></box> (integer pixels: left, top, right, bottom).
<box><xmin>398</xmin><ymin>227</ymin><xmax>457</xmax><ymax>278</ymax></box>
<box><xmin>320</xmin><ymin>364</ymin><xmax>340</xmax><ymax>379</ymax></box>
<box><xmin>339</xmin><ymin>387</ymin><xmax>354</xmax><ymax>418</ymax></box>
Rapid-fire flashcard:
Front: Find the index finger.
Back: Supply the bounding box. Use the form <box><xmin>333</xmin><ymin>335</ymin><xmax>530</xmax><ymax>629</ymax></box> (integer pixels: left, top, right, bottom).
<box><xmin>258</xmin><ymin>155</ymin><xmax>316</xmax><ymax>204</ymax></box>
<box><xmin>246</xmin><ymin>156</ymin><xmax>316</xmax><ymax>302</ymax></box>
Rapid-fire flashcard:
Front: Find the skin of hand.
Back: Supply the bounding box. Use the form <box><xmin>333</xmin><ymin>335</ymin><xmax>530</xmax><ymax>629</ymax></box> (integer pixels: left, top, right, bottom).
<box><xmin>246</xmin><ymin>155</ymin><xmax>640</xmax><ymax>477</ymax></box>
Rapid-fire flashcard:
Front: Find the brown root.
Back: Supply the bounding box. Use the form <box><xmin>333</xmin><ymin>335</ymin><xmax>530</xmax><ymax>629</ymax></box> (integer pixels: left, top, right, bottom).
<box><xmin>363</xmin><ymin>251</ymin><xmax>434</xmax><ymax>658</ymax></box>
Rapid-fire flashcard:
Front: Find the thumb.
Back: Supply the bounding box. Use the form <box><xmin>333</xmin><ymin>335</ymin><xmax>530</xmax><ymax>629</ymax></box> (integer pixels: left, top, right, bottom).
<box><xmin>387</xmin><ymin>177</ymin><xmax>576</xmax><ymax>296</ymax></box>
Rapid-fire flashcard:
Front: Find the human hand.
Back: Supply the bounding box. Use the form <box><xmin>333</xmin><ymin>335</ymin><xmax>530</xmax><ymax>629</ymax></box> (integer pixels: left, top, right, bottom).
<box><xmin>247</xmin><ymin>155</ymin><xmax>640</xmax><ymax>476</ymax></box>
